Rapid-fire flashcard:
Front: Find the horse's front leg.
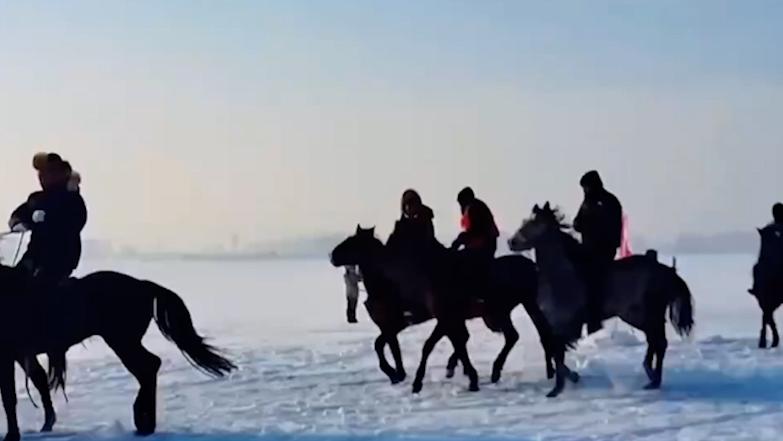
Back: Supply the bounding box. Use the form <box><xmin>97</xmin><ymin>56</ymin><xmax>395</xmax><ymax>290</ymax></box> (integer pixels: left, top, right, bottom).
<box><xmin>0</xmin><ymin>358</ymin><xmax>20</xmax><ymax>441</ymax></box>
<box><xmin>412</xmin><ymin>323</ymin><xmax>446</xmax><ymax>394</ymax></box>
<box><xmin>387</xmin><ymin>333</ymin><xmax>407</xmax><ymax>382</ymax></box>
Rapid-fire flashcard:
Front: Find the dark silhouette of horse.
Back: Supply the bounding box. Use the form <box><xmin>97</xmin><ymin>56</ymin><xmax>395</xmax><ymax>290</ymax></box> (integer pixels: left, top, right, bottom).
<box><xmin>509</xmin><ymin>203</ymin><xmax>694</xmax><ymax>396</ymax></box>
<box><xmin>0</xmin><ymin>265</ymin><xmax>236</xmax><ymax>441</ymax></box>
<box><xmin>330</xmin><ymin>226</ymin><xmax>555</xmax><ymax>394</ymax></box>
<box><xmin>751</xmin><ymin>225</ymin><xmax>783</xmax><ymax>348</ymax></box>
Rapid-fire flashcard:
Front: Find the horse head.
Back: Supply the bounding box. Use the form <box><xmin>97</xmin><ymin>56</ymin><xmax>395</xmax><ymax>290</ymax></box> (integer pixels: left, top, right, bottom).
<box><xmin>330</xmin><ymin>225</ymin><xmax>382</xmax><ymax>267</ymax></box>
<box><xmin>508</xmin><ymin>202</ymin><xmax>567</xmax><ymax>252</ymax></box>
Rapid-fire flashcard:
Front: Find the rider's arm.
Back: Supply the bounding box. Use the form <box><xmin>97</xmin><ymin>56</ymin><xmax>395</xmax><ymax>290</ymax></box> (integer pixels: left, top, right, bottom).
<box><xmin>8</xmin><ymin>198</ymin><xmax>33</xmax><ymax>230</ymax></box>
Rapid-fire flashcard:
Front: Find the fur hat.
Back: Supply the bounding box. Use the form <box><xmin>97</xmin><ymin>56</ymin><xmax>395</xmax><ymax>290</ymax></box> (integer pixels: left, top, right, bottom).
<box><xmin>32</xmin><ymin>152</ymin><xmax>50</xmax><ymax>171</ymax></box>
<box><xmin>580</xmin><ymin>170</ymin><xmax>604</xmax><ymax>189</ymax></box>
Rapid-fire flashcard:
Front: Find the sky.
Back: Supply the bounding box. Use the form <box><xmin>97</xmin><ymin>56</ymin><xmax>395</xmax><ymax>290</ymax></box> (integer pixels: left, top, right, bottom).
<box><xmin>1</xmin><ymin>1</ymin><xmax>781</xmax><ymax>252</ymax></box>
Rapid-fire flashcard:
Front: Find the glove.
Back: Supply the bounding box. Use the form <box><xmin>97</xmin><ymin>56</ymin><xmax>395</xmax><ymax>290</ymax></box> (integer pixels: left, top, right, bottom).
<box><xmin>11</xmin><ymin>223</ymin><xmax>28</xmax><ymax>233</ymax></box>
<box><xmin>32</xmin><ymin>210</ymin><xmax>46</xmax><ymax>224</ymax></box>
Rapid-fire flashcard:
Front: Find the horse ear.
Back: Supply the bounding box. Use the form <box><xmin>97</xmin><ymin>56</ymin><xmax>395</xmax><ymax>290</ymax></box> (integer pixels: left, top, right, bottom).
<box><xmin>369</xmin><ymin>226</ymin><xmax>376</xmax><ymax>236</ymax></box>
<box><xmin>543</xmin><ymin>201</ymin><xmax>551</xmax><ymax>211</ymax></box>
<box><xmin>533</xmin><ymin>204</ymin><xmax>541</xmax><ymax>213</ymax></box>
<box><xmin>356</xmin><ymin>224</ymin><xmax>362</xmax><ymax>234</ymax></box>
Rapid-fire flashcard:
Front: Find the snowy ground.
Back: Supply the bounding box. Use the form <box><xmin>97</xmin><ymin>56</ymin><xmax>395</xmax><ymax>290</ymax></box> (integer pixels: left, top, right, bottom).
<box><xmin>2</xmin><ymin>252</ymin><xmax>783</xmax><ymax>441</ymax></box>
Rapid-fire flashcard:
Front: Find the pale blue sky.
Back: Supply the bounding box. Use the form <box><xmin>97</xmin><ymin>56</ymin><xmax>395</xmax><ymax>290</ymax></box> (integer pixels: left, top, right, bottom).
<box><xmin>1</xmin><ymin>1</ymin><xmax>781</xmax><ymax>250</ymax></box>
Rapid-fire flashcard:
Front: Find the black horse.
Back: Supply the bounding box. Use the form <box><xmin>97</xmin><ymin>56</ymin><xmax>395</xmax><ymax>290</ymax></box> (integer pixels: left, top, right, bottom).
<box><xmin>751</xmin><ymin>225</ymin><xmax>783</xmax><ymax>348</ymax></box>
<box><xmin>330</xmin><ymin>226</ymin><xmax>555</xmax><ymax>393</ymax></box>
<box><xmin>0</xmin><ymin>265</ymin><xmax>236</xmax><ymax>441</ymax></box>
<box><xmin>509</xmin><ymin>203</ymin><xmax>694</xmax><ymax>396</ymax></box>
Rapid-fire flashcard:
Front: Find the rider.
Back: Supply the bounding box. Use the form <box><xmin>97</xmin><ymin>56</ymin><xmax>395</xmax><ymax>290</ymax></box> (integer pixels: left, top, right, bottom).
<box><xmin>451</xmin><ymin>187</ymin><xmax>499</xmax><ymax>298</ymax></box>
<box><xmin>749</xmin><ymin>202</ymin><xmax>783</xmax><ymax>295</ymax></box>
<box><xmin>451</xmin><ymin>187</ymin><xmax>499</xmax><ymax>257</ymax></box>
<box><xmin>573</xmin><ymin>170</ymin><xmax>622</xmax><ymax>334</ymax></box>
<box><xmin>8</xmin><ymin>152</ymin><xmax>87</xmax><ymax>288</ymax></box>
<box><xmin>387</xmin><ymin>189</ymin><xmax>435</xmax><ymax>252</ymax></box>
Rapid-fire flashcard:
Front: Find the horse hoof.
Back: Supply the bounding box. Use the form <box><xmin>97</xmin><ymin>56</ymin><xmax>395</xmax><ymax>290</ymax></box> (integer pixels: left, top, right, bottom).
<box><xmin>3</xmin><ymin>431</ymin><xmax>21</xmax><ymax>441</ymax></box>
<box><xmin>412</xmin><ymin>382</ymin><xmax>423</xmax><ymax>394</ymax></box>
<box><xmin>469</xmin><ymin>383</ymin><xmax>480</xmax><ymax>392</ymax></box>
<box><xmin>41</xmin><ymin>412</ymin><xmax>56</xmax><ymax>433</ymax></box>
<box><xmin>491</xmin><ymin>370</ymin><xmax>501</xmax><ymax>384</ymax></box>
<box><xmin>773</xmin><ymin>341</ymin><xmax>780</xmax><ymax>348</ymax></box>
<box><xmin>568</xmin><ymin>371</ymin><xmax>580</xmax><ymax>383</ymax></box>
<box><xmin>546</xmin><ymin>387</ymin><xmax>563</xmax><ymax>398</ymax></box>
<box><xmin>134</xmin><ymin>412</ymin><xmax>156</xmax><ymax>436</ymax></box>
<box><xmin>445</xmin><ymin>368</ymin><xmax>455</xmax><ymax>379</ymax></box>
<box><xmin>391</xmin><ymin>376</ymin><xmax>403</xmax><ymax>385</ymax></box>
<box><xmin>546</xmin><ymin>369</ymin><xmax>555</xmax><ymax>380</ymax></box>
<box><xmin>644</xmin><ymin>382</ymin><xmax>661</xmax><ymax>390</ymax></box>
<box><xmin>643</xmin><ymin>364</ymin><xmax>655</xmax><ymax>382</ymax></box>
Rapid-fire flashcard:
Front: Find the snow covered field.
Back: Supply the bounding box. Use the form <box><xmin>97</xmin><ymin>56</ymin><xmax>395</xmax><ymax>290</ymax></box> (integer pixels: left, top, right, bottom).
<box><xmin>3</xmin><ymin>253</ymin><xmax>783</xmax><ymax>441</ymax></box>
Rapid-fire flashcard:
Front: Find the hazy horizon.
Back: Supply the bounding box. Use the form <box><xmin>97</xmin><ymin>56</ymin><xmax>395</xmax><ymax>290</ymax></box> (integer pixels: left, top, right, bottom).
<box><xmin>1</xmin><ymin>1</ymin><xmax>781</xmax><ymax>251</ymax></box>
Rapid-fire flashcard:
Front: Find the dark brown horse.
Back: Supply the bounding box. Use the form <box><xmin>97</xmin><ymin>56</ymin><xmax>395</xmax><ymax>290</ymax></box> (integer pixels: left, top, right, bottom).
<box><xmin>330</xmin><ymin>226</ymin><xmax>555</xmax><ymax>393</ymax></box>
<box><xmin>0</xmin><ymin>265</ymin><xmax>236</xmax><ymax>441</ymax></box>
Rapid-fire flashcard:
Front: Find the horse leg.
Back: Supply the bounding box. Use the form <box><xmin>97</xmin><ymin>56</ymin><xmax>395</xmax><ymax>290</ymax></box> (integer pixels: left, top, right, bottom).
<box><xmin>387</xmin><ymin>333</ymin><xmax>407</xmax><ymax>382</ymax></box>
<box><xmin>547</xmin><ymin>347</ymin><xmax>567</xmax><ymax>398</ymax></box>
<box><xmin>412</xmin><ymin>324</ymin><xmax>446</xmax><ymax>394</ymax></box>
<box><xmin>644</xmin><ymin>324</ymin><xmax>667</xmax><ymax>390</ymax></box>
<box><xmin>445</xmin><ymin>352</ymin><xmax>460</xmax><ymax>379</ymax></box>
<box><xmin>491</xmin><ymin>317</ymin><xmax>519</xmax><ymax>384</ymax></box>
<box><xmin>374</xmin><ymin>335</ymin><xmax>398</xmax><ymax>384</ymax></box>
<box><xmin>107</xmin><ymin>340</ymin><xmax>162</xmax><ymax>436</ymax></box>
<box><xmin>0</xmin><ymin>358</ymin><xmax>20</xmax><ymax>441</ymax></box>
<box><xmin>759</xmin><ymin>310</ymin><xmax>769</xmax><ymax>349</ymax></box>
<box><xmin>769</xmin><ymin>311</ymin><xmax>780</xmax><ymax>348</ymax></box>
<box><xmin>522</xmin><ymin>300</ymin><xmax>556</xmax><ymax>379</ymax></box>
<box><xmin>447</xmin><ymin>322</ymin><xmax>480</xmax><ymax>392</ymax></box>
<box><xmin>643</xmin><ymin>333</ymin><xmax>656</xmax><ymax>383</ymax></box>
<box><xmin>21</xmin><ymin>357</ymin><xmax>56</xmax><ymax>432</ymax></box>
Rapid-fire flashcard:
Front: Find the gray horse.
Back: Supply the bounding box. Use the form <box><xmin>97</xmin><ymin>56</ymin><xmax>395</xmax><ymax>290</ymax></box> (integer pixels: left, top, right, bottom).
<box><xmin>509</xmin><ymin>202</ymin><xmax>694</xmax><ymax>396</ymax></box>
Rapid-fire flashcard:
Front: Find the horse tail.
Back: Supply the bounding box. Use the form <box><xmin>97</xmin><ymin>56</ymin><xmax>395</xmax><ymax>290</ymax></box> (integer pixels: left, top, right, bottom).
<box><xmin>145</xmin><ymin>281</ymin><xmax>237</xmax><ymax>377</ymax></box>
<box><xmin>668</xmin><ymin>272</ymin><xmax>694</xmax><ymax>337</ymax></box>
<box><xmin>46</xmin><ymin>350</ymin><xmax>68</xmax><ymax>393</ymax></box>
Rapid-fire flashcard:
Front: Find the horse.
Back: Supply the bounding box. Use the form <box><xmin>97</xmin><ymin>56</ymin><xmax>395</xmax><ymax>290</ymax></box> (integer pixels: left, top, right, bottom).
<box><xmin>330</xmin><ymin>226</ymin><xmax>555</xmax><ymax>394</ymax></box>
<box><xmin>0</xmin><ymin>265</ymin><xmax>236</xmax><ymax>441</ymax></box>
<box><xmin>508</xmin><ymin>203</ymin><xmax>694</xmax><ymax>396</ymax></box>
<box><xmin>750</xmin><ymin>225</ymin><xmax>783</xmax><ymax>348</ymax></box>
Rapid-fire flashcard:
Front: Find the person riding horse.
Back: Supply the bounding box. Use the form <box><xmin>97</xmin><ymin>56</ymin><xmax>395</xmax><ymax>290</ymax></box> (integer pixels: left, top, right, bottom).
<box><xmin>573</xmin><ymin>170</ymin><xmax>623</xmax><ymax>334</ymax></box>
<box><xmin>451</xmin><ymin>187</ymin><xmax>499</xmax><ymax>299</ymax></box>
<box><xmin>749</xmin><ymin>202</ymin><xmax>783</xmax><ymax>296</ymax></box>
<box><xmin>8</xmin><ymin>152</ymin><xmax>87</xmax><ymax>288</ymax></box>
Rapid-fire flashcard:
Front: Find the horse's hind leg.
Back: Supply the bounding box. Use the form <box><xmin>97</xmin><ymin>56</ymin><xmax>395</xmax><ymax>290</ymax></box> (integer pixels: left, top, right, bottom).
<box><xmin>106</xmin><ymin>340</ymin><xmax>162</xmax><ymax>436</ymax></box>
<box><xmin>21</xmin><ymin>357</ymin><xmax>56</xmax><ymax>432</ymax></box>
<box><xmin>643</xmin><ymin>334</ymin><xmax>656</xmax><ymax>383</ymax></box>
<box><xmin>447</xmin><ymin>322</ymin><xmax>479</xmax><ymax>392</ymax></box>
<box><xmin>768</xmin><ymin>311</ymin><xmax>780</xmax><ymax>348</ymax></box>
<box><xmin>387</xmin><ymin>333</ymin><xmax>407</xmax><ymax>382</ymax></box>
<box><xmin>644</xmin><ymin>324</ymin><xmax>667</xmax><ymax>390</ymax></box>
<box><xmin>445</xmin><ymin>351</ymin><xmax>460</xmax><ymax>379</ymax></box>
<box><xmin>374</xmin><ymin>335</ymin><xmax>399</xmax><ymax>384</ymax></box>
<box><xmin>491</xmin><ymin>317</ymin><xmax>519</xmax><ymax>384</ymax></box>
<box><xmin>759</xmin><ymin>311</ymin><xmax>769</xmax><ymax>349</ymax></box>
<box><xmin>412</xmin><ymin>324</ymin><xmax>446</xmax><ymax>394</ymax></box>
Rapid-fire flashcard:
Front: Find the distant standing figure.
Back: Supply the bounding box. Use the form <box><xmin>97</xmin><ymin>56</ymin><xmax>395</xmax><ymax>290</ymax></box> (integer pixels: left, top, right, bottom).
<box><xmin>344</xmin><ymin>265</ymin><xmax>362</xmax><ymax>323</ymax></box>
<box><xmin>573</xmin><ymin>170</ymin><xmax>623</xmax><ymax>334</ymax></box>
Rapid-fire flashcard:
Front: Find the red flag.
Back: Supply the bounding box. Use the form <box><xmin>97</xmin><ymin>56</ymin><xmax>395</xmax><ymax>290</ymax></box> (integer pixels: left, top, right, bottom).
<box><xmin>618</xmin><ymin>214</ymin><xmax>632</xmax><ymax>259</ymax></box>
